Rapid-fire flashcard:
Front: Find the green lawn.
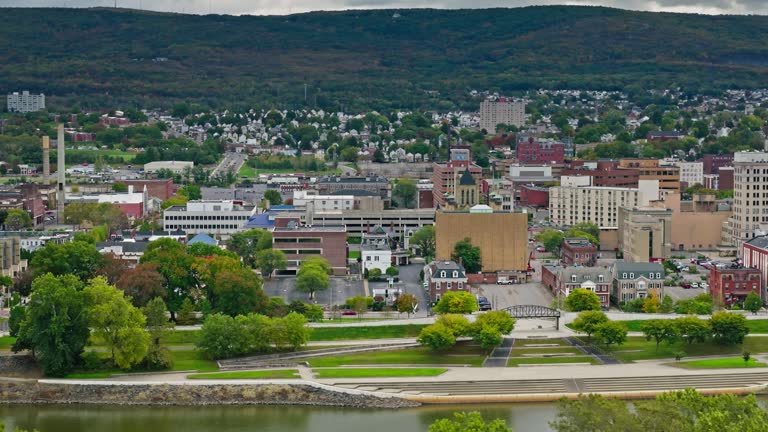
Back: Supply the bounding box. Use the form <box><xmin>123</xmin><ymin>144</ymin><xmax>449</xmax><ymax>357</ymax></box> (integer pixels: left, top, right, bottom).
<box><xmin>0</xmin><ymin>336</ymin><xmax>16</xmax><ymax>350</ymax></box>
<box><xmin>511</xmin><ymin>347</ymin><xmax>582</xmax><ymax>355</ymax></box>
<box><xmin>313</xmin><ymin>367</ymin><xmax>447</xmax><ymax>378</ymax></box>
<box><xmin>507</xmin><ymin>356</ymin><xmax>599</xmax><ymax>367</ymax></box>
<box><xmin>309</xmin><ymin>324</ymin><xmax>428</xmax><ymax>341</ymax></box>
<box><xmin>672</xmin><ymin>357</ymin><xmax>767</xmax><ymax>369</ymax></box>
<box><xmin>517</xmin><ymin>339</ymin><xmax>568</xmax><ymax>347</ymax></box>
<box><xmin>348</xmin><ymin>250</ymin><xmax>361</xmax><ymax>259</ymax></box>
<box><xmin>238</xmin><ymin>164</ymin><xmax>256</xmax><ymax>178</ymax></box>
<box><xmin>171</xmin><ymin>350</ymin><xmax>219</xmax><ymax>372</ymax></box>
<box><xmin>187</xmin><ymin>369</ymin><xmax>299</xmax><ymax>379</ymax></box>
<box><xmin>307</xmin><ymin>346</ymin><xmax>486</xmax><ymax>368</ymax></box>
<box><xmin>162</xmin><ymin>331</ymin><xmax>202</xmax><ymax>345</ymax></box>
<box><xmin>613</xmin><ymin>336</ymin><xmax>768</xmax><ymax>362</ymax></box>
<box><xmin>617</xmin><ymin>319</ymin><xmax>768</xmax><ymax>333</ymax></box>
<box><xmin>68</xmin><ymin>149</ymin><xmax>137</xmax><ymax>162</ymax></box>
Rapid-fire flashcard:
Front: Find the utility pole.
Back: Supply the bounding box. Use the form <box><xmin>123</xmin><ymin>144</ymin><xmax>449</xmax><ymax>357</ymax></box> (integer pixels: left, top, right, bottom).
<box><xmin>304</xmin><ymin>83</ymin><xmax>308</xmax><ymax>104</ymax></box>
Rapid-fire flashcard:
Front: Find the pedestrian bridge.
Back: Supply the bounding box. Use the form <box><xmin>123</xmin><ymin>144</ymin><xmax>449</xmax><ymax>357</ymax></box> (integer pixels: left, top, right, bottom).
<box><xmin>501</xmin><ymin>305</ymin><xmax>561</xmax><ymax>329</ymax></box>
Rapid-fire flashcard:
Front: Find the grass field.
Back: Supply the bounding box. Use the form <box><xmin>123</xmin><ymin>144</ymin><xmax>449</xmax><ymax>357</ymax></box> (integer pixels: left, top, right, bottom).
<box><xmin>612</xmin><ymin>336</ymin><xmax>768</xmax><ymax>362</ymax></box>
<box><xmin>307</xmin><ymin>345</ymin><xmax>486</xmax><ymax>368</ymax></box>
<box><xmin>68</xmin><ymin>149</ymin><xmax>137</xmax><ymax>162</ymax></box>
<box><xmin>614</xmin><ymin>319</ymin><xmax>768</xmax><ymax>333</ymax></box>
<box><xmin>187</xmin><ymin>369</ymin><xmax>299</xmax><ymax>379</ymax></box>
<box><xmin>63</xmin><ymin>349</ymin><xmax>218</xmax><ymax>379</ymax></box>
<box><xmin>672</xmin><ymin>357</ymin><xmax>767</xmax><ymax>369</ymax></box>
<box><xmin>162</xmin><ymin>331</ymin><xmax>202</xmax><ymax>345</ymax></box>
<box><xmin>507</xmin><ymin>356</ymin><xmax>599</xmax><ymax>367</ymax></box>
<box><xmin>238</xmin><ymin>164</ymin><xmax>256</xmax><ymax>178</ymax></box>
<box><xmin>0</xmin><ymin>336</ymin><xmax>15</xmax><ymax>350</ymax></box>
<box><xmin>309</xmin><ymin>324</ymin><xmax>428</xmax><ymax>341</ymax></box>
<box><xmin>517</xmin><ymin>339</ymin><xmax>568</xmax><ymax>347</ymax></box>
<box><xmin>511</xmin><ymin>347</ymin><xmax>582</xmax><ymax>355</ymax></box>
<box><xmin>348</xmin><ymin>250</ymin><xmax>361</xmax><ymax>259</ymax></box>
<box><xmin>313</xmin><ymin>367</ymin><xmax>447</xmax><ymax>378</ymax></box>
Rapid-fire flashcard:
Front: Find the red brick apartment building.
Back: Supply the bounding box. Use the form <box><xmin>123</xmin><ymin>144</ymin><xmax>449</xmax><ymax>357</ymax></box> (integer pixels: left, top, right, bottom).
<box><xmin>272</xmin><ymin>225</ymin><xmax>347</xmax><ymax>276</ymax></box>
<box><xmin>709</xmin><ymin>266</ymin><xmax>762</xmax><ymax>305</ymax></box>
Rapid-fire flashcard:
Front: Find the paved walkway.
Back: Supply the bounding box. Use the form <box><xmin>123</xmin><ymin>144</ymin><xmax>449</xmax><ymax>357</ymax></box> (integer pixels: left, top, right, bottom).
<box><xmin>483</xmin><ymin>338</ymin><xmax>514</xmax><ymax>367</ymax></box>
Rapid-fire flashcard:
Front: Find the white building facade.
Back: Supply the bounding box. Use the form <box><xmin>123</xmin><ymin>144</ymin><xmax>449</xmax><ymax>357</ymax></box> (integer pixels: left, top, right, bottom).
<box><xmin>7</xmin><ymin>91</ymin><xmax>45</xmax><ymax>113</ymax></box>
<box><xmin>163</xmin><ymin>200</ymin><xmax>257</xmax><ymax>236</ymax></box>
<box><xmin>677</xmin><ymin>161</ymin><xmax>704</xmax><ymax>186</ymax></box>
<box><xmin>479</xmin><ymin>99</ymin><xmax>525</xmax><ymax>131</ymax></box>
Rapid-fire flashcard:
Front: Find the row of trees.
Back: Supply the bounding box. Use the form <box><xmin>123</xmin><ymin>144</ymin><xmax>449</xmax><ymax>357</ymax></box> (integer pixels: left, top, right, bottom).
<box><xmin>196</xmin><ymin>312</ymin><xmax>311</xmax><ymax>360</ymax></box>
<box><xmin>570</xmin><ymin>311</ymin><xmax>628</xmax><ymax>347</ymax></box>
<box><xmin>640</xmin><ymin>312</ymin><xmax>750</xmax><ymax>350</ymax></box>
<box><xmin>535</xmin><ymin>223</ymin><xmax>600</xmax><ymax>256</ymax></box>
<box><xmin>418</xmin><ymin>311</ymin><xmax>515</xmax><ymax>351</ymax></box>
<box><xmin>11</xmin><ymin>274</ymin><xmax>172</xmax><ymax>376</ymax></box>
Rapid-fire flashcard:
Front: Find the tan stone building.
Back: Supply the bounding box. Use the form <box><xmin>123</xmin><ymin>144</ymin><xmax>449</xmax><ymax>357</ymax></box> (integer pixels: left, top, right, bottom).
<box><xmin>618</xmin><ymin>206</ymin><xmax>673</xmax><ymax>262</ymax></box>
<box><xmin>617</xmin><ymin>158</ymin><xmax>681</xmax><ymax>191</ymax></box>
<box><xmin>435</xmin><ymin>206</ymin><xmax>528</xmax><ymax>274</ymax></box>
<box><xmin>723</xmin><ymin>151</ymin><xmax>768</xmax><ymax>248</ymax></box>
<box><xmin>664</xmin><ymin>192</ymin><xmax>731</xmax><ymax>251</ymax></box>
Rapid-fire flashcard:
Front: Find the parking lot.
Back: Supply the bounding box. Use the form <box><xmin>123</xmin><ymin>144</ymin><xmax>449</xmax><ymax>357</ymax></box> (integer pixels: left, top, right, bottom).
<box><xmin>473</xmin><ymin>282</ymin><xmax>554</xmax><ymax>310</ymax></box>
<box><xmin>263</xmin><ymin>276</ymin><xmax>364</xmax><ymax>306</ymax></box>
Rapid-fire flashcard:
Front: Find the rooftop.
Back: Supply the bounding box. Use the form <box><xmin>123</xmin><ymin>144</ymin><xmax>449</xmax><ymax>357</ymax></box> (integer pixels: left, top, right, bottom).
<box><xmin>273</xmin><ymin>225</ymin><xmax>346</xmax><ymax>233</ymax></box>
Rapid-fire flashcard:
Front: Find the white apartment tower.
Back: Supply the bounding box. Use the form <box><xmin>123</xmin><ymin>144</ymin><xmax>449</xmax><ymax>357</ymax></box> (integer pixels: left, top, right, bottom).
<box><xmin>724</xmin><ymin>152</ymin><xmax>768</xmax><ymax>247</ymax></box>
<box><xmin>7</xmin><ymin>91</ymin><xmax>45</xmax><ymax>113</ymax></box>
<box><xmin>479</xmin><ymin>98</ymin><xmax>525</xmax><ymax>132</ymax></box>
<box><xmin>549</xmin><ymin>178</ymin><xmax>661</xmax><ymax>229</ymax></box>
<box><xmin>677</xmin><ymin>161</ymin><xmax>704</xmax><ymax>186</ymax></box>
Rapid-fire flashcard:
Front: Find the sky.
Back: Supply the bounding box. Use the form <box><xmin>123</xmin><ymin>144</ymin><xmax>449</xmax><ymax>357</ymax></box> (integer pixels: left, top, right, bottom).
<box><xmin>0</xmin><ymin>0</ymin><xmax>766</xmax><ymax>16</ymax></box>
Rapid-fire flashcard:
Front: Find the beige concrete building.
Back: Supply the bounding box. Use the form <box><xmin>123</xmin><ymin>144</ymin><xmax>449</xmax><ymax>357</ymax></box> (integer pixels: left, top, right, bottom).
<box><xmin>664</xmin><ymin>192</ymin><xmax>731</xmax><ymax>251</ymax></box>
<box><xmin>479</xmin><ymin>98</ymin><xmax>525</xmax><ymax>131</ymax></box>
<box><xmin>724</xmin><ymin>152</ymin><xmax>768</xmax><ymax>248</ymax></box>
<box><xmin>435</xmin><ymin>206</ymin><xmax>528</xmax><ymax>273</ymax></box>
<box><xmin>618</xmin><ymin>206</ymin><xmax>673</xmax><ymax>262</ymax></box>
<box><xmin>549</xmin><ymin>178</ymin><xmax>661</xmax><ymax>229</ymax></box>
<box><xmin>617</xmin><ymin>158</ymin><xmax>681</xmax><ymax>191</ymax></box>
<box><xmin>0</xmin><ymin>237</ymin><xmax>26</xmax><ymax>278</ymax></box>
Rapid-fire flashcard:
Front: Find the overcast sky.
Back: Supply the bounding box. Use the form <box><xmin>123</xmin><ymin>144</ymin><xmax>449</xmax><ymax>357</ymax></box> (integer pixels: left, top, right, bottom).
<box><xmin>0</xmin><ymin>0</ymin><xmax>766</xmax><ymax>16</ymax></box>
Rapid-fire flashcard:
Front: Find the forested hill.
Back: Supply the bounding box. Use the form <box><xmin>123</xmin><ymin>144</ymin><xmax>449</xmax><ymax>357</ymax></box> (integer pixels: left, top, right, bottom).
<box><xmin>2</xmin><ymin>6</ymin><xmax>768</xmax><ymax>111</ymax></box>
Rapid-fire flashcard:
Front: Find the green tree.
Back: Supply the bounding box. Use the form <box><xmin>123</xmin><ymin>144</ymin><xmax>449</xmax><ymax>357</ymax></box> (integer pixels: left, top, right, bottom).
<box><xmin>227</xmin><ymin>229</ymin><xmax>273</xmax><ymax>267</ymax></box>
<box><xmin>31</xmin><ymin>240</ymin><xmax>105</xmax><ymax>281</ymax></box>
<box><xmin>340</xmin><ymin>147</ymin><xmax>359</xmax><ymax>162</ymax></box>
<box><xmin>565</xmin><ymin>288</ymin><xmax>601</xmax><ymax>312</ymax></box>
<box><xmin>8</xmin><ymin>305</ymin><xmax>25</xmax><ymax>337</ymax></box>
<box><xmin>744</xmin><ymin>291</ymin><xmax>762</xmax><ymax>314</ymax></box>
<box><xmin>176</xmin><ymin>297</ymin><xmax>197</xmax><ymax>325</ymax></box>
<box><xmin>429</xmin><ymin>412</ymin><xmax>512</xmax><ymax>432</ymax></box>
<box><xmin>142</xmin><ymin>297</ymin><xmax>175</xmax><ymax>370</ymax></box>
<box><xmin>83</xmin><ymin>277</ymin><xmax>150</xmax><ymax>369</ymax></box>
<box><xmin>535</xmin><ymin>228</ymin><xmax>565</xmax><ymax>256</ymax></box>
<box><xmin>451</xmin><ymin>238</ymin><xmax>481</xmax><ymax>274</ymax></box>
<box><xmin>551</xmin><ymin>393</ymin><xmax>643</xmax><ymax>432</ymax></box>
<box><xmin>272</xmin><ymin>312</ymin><xmax>312</xmax><ymax>350</ymax></box>
<box><xmin>208</xmin><ymin>268</ymin><xmax>268</xmax><ymax>317</ymax></box>
<box><xmin>385</xmin><ymin>266</ymin><xmax>399</xmax><ymax>277</ymax></box>
<box><xmin>112</xmin><ymin>182</ymin><xmax>128</xmax><ymax>192</ymax></box>
<box><xmin>196</xmin><ymin>313</ymin><xmax>246</xmax><ymax>359</ymax></box>
<box><xmin>393</xmin><ymin>178</ymin><xmax>417</xmax><ymax>208</ymax></box>
<box><xmin>302</xmin><ymin>303</ymin><xmax>324</xmax><ymax>322</ymax></box>
<box><xmin>410</xmin><ymin>225</ymin><xmax>436</xmax><ymax>259</ymax></box>
<box><xmin>709</xmin><ymin>311</ymin><xmax>749</xmax><ymax>345</ymax></box>
<box><xmin>12</xmin><ymin>274</ymin><xmax>90</xmax><ymax>377</ymax></box>
<box><xmin>570</xmin><ymin>310</ymin><xmax>608</xmax><ymax>342</ymax></box>
<box><xmin>417</xmin><ymin>323</ymin><xmax>456</xmax><ymax>351</ymax></box>
<box><xmin>641</xmin><ymin>319</ymin><xmax>678</xmax><ymax>351</ymax></box>
<box><xmin>263</xmin><ymin>189</ymin><xmax>283</xmax><ymax>206</ymax></box>
<box><xmin>470</xmin><ymin>311</ymin><xmax>516</xmax><ymax>350</ymax></box>
<box><xmin>675</xmin><ymin>316</ymin><xmax>711</xmax><ymax>345</ymax></box>
<box><xmin>660</xmin><ymin>294</ymin><xmax>674</xmax><ymax>313</ymax></box>
<box><xmin>434</xmin><ymin>291</ymin><xmax>478</xmax><ymax>314</ymax></box>
<box><xmin>140</xmin><ymin>238</ymin><xmax>197</xmax><ymax>320</ymax></box>
<box><xmin>396</xmin><ymin>292</ymin><xmax>418</xmax><ymax>318</ymax></box>
<box><xmin>255</xmin><ymin>249</ymin><xmax>288</xmax><ymax>278</ymax></box>
<box><xmin>593</xmin><ymin>321</ymin><xmax>628</xmax><ymax>347</ymax></box>
<box><xmin>296</xmin><ymin>259</ymin><xmax>331</xmax><ymax>300</ymax></box>
<box><xmin>3</xmin><ymin>209</ymin><xmax>32</xmax><ymax>230</ymax></box>
<box><xmin>436</xmin><ymin>314</ymin><xmax>471</xmax><ymax>336</ymax></box>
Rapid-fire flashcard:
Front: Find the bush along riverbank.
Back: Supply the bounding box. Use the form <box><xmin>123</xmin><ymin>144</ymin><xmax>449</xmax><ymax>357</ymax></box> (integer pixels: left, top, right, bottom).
<box><xmin>0</xmin><ymin>381</ymin><xmax>420</xmax><ymax>409</ymax></box>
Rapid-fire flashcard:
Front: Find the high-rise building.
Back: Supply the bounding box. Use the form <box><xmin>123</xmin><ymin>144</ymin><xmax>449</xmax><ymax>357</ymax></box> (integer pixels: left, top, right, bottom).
<box><xmin>7</xmin><ymin>91</ymin><xmax>45</xmax><ymax>113</ymax></box>
<box><xmin>723</xmin><ymin>152</ymin><xmax>768</xmax><ymax>247</ymax></box>
<box><xmin>549</xmin><ymin>178</ymin><xmax>661</xmax><ymax>229</ymax></box>
<box><xmin>479</xmin><ymin>98</ymin><xmax>525</xmax><ymax>132</ymax></box>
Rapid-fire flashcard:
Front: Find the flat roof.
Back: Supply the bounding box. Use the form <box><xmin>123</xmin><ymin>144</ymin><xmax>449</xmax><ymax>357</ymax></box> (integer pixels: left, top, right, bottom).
<box><xmin>273</xmin><ymin>225</ymin><xmax>346</xmax><ymax>232</ymax></box>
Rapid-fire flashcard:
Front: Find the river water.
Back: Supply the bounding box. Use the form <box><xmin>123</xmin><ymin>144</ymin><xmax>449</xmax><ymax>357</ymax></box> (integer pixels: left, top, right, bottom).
<box><xmin>0</xmin><ymin>403</ymin><xmax>558</xmax><ymax>432</ymax></box>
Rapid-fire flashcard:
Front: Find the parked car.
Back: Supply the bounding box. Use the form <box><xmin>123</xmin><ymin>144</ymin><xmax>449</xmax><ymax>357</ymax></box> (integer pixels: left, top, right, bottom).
<box><xmin>681</xmin><ymin>282</ymin><xmax>692</xmax><ymax>289</ymax></box>
<box><xmin>342</xmin><ymin>310</ymin><xmax>357</xmax><ymax>316</ymax></box>
<box><xmin>691</xmin><ymin>282</ymin><xmax>700</xmax><ymax>288</ymax></box>
<box><xmin>497</xmin><ymin>279</ymin><xmax>511</xmax><ymax>285</ymax></box>
<box><xmin>536</xmin><ymin>246</ymin><xmax>546</xmax><ymax>253</ymax></box>
<box><xmin>700</xmin><ymin>282</ymin><xmax>709</xmax><ymax>289</ymax></box>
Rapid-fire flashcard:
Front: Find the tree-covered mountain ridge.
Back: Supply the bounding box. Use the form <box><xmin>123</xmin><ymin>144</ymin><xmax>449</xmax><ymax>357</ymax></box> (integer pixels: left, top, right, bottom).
<box><xmin>2</xmin><ymin>6</ymin><xmax>768</xmax><ymax>110</ymax></box>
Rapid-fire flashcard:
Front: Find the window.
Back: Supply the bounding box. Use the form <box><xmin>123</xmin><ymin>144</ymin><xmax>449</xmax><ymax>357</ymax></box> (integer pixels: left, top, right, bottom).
<box><xmin>629</xmin><ymin>273</ymin><xmax>634</xmax><ymax>279</ymax></box>
<box><xmin>447</xmin><ymin>282</ymin><xmax>452</xmax><ymax>289</ymax></box>
<box><xmin>622</xmin><ymin>273</ymin><xmax>627</xmax><ymax>278</ymax></box>
<box><xmin>441</xmin><ymin>271</ymin><xmax>446</xmax><ymax>278</ymax></box>
<box><xmin>571</xmin><ymin>275</ymin><xmax>577</xmax><ymax>282</ymax></box>
<box><xmin>656</xmin><ymin>273</ymin><xmax>662</xmax><ymax>279</ymax></box>
<box><xmin>453</xmin><ymin>271</ymin><xmax>458</xmax><ymax>277</ymax></box>
<box><xmin>374</xmin><ymin>256</ymin><xmax>379</xmax><ymax>261</ymax></box>
<box><xmin>366</xmin><ymin>256</ymin><xmax>371</xmax><ymax>261</ymax></box>
<box><xmin>598</xmin><ymin>275</ymin><xmax>604</xmax><ymax>282</ymax></box>
<box><xmin>458</xmin><ymin>282</ymin><xmax>463</xmax><ymax>290</ymax></box>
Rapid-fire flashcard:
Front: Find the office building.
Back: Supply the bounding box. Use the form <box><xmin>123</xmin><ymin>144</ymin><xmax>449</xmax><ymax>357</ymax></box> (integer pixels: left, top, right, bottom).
<box><xmin>618</xmin><ymin>206</ymin><xmax>673</xmax><ymax>263</ymax></box>
<box><xmin>724</xmin><ymin>152</ymin><xmax>768</xmax><ymax>247</ymax></box>
<box><xmin>272</xmin><ymin>224</ymin><xmax>347</xmax><ymax>276</ymax></box>
<box><xmin>542</xmin><ymin>265</ymin><xmax>612</xmax><ymax>308</ymax></box>
<box><xmin>479</xmin><ymin>98</ymin><xmax>525</xmax><ymax>131</ymax></box>
<box><xmin>612</xmin><ymin>262</ymin><xmax>666</xmax><ymax>302</ymax></box>
<box><xmin>7</xmin><ymin>91</ymin><xmax>45</xmax><ymax>113</ymax></box>
<box><xmin>163</xmin><ymin>200</ymin><xmax>257</xmax><ymax>236</ymax></box>
<box><xmin>617</xmin><ymin>158</ymin><xmax>680</xmax><ymax>191</ymax></box>
<box><xmin>561</xmin><ymin>238</ymin><xmax>598</xmax><ymax>267</ymax></box>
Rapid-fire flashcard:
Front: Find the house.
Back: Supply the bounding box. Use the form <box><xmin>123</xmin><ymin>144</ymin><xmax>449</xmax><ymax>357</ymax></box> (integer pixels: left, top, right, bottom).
<box><xmin>709</xmin><ymin>266</ymin><xmax>762</xmax><ymax>305</ymax></box>
<box><xmin>424</xmin><ymin>260</ymin><xmax>469</xmax><ymax>303</ymax></box>
<box><xmin>561</xmin><ymin>238</ymin><xmax>598</xmax><ymax>267</ymax></box>
<box><xmin>96</xmin><ymin>240</ymin><xmax>149</xmax><ymax>266</ymax></box>
<box><xmin>541</xmin><ymin>265</ymin><xmax>612</xmax><ymax>308</ymax></box>
<box><xmin>612</xmin><ymin>262</ymin><xmax>666</xmax><ymax>303</ymax></box>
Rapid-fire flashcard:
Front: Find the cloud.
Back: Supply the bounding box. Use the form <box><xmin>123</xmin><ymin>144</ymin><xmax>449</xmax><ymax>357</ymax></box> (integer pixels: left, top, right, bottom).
<box><xmin>0</xmin><ymin>0</ymin><xmax>767</xmax><ymax>15</ymax></box>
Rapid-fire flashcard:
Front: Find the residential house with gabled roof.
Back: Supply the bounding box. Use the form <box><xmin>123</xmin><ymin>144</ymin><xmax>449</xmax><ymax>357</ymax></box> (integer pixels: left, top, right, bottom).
<box><xmin>424</xmin><ymin>260</ymin><xmax>468</xmax><ymax>303</ymax></box>
<box><xmin>612</xmin><ymin>261</ymin><xmax>665</xmax><ymax>303</ymax></box>
<box><xmin>541</xmin><ymin>265</ymin><xmax>612</xmax><ymax>308</ymax></box>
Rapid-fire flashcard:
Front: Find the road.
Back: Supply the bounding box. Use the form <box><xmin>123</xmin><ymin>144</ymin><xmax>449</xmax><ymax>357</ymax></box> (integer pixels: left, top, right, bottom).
<box><xmin>211</xmin><ymin>151</ymin><xmax>248</xmax><ymax>178</ymax></box>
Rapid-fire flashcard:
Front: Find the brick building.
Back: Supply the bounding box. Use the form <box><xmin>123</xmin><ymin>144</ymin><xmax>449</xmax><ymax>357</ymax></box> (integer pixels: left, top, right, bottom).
<box><xmin>541</xmin><ymin>265</ymin><xmax>612</xmax><ymax>308</ymax></box>
<box><xmin>561</xmin><ymin>160</ymin><xmax>640</xmax><ymax>188</ymax></box>
<box><xmin>431</xmin><ymin>157</ymin><xmax>483</xmax><ymax>208</ymax></box>
<box><xmin>516</xmin><ymin>137</ymin><xmax>565</xmax><ymax>165</ymax></box>
<box><xmin>123</xmin><ymin>178</ymin><xmax>174</xmax><ymax>201</ymax></box>
<box><xmin>272</xmin><ymin>225</ymin><xmax>347</xmax><ymax>276</ymax></box>
<box><xmin>741</xmin><ymin>235</ymin><xmax>768</xmax><ymax>300</ymax></box>
<box><xmin>702</xmin><ymin>154</ymin><xmax>734</xmax><ymax>175</ymax></box>
<box><xmin>561</xmin><ymin>238</ymin><xmax>598</xmax><ymax>267</ymax></box>
<box><xmin>617</xmin><ymin>158</ymin><xmax>680</xmax><ymax>191</ymax></box>
<box><xmin>424</xmin><ymin>260</ymin><xmax>469</xmax><ymax>303</ymax></box>
<box><xmin>709</xmin><ymin>267</ymin><xmax>762</xmax><ymax>305</ymax></box>
<box><xmin>518</xmin><ymin>185</ymin><xmax>549</xmax><ymax>208</ymax></box>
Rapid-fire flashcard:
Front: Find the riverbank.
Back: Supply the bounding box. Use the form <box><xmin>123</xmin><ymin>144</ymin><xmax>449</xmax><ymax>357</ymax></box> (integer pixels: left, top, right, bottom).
<box><xmin>0</xmin><ymin>380</ymin><xmax>420</xmax><ymax>409</ymax></box>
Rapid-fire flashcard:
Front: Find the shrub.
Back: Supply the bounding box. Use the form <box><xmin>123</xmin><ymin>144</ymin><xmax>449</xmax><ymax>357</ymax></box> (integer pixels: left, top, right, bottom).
<box><xmin>417</xmin><ymin>323</ymin><xmax>456</xmax><ymax>351</ymax></box>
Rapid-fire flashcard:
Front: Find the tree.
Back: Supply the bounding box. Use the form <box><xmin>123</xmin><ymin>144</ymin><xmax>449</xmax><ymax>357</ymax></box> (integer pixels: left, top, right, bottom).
<box><xmin>142</xmin><ymin>297</ymin><xmax>175</xmax><ymax>370</ymax></box>
<box><xmin>565</xmin><ymin>288</ymin><xmax>601</xmax><ymax>312</ymax></box>
<box><xmin>12</xmin><ymin>274</ymin><xmax>90</xmax><ymax>377</ymax></box>
<box><xmin>3</xmin><ymin>209</ymin><xmax>32</xmax><ymax>230</ymax></box>
<box><xmin>347</xmin><ymin>295</ymin><xmax>369</xmax><ymax>319</ymax></box>
<box><xmin>434</xmin><ymin>291</ymin><xmax>478</xmax><ymax>314</ymax></box>
<box><xmin>429</xmin><ymin>411</ymin><xmax>512</xmax><ymax>432</ymax></box>
<box><xmin>208</xmin><ymin>269</ymin><xmax>268</xmax><ymax>317</ymax></box>
<box><xmin>263</xmin><ymin>189</ymin><xmax>283</xmax><ymax>206</ymax></box>
<box><xmin>367</xmin><ymin>267</ymin><xmax>383</xmax><ymax>280</ymax></box>
<box><xmin>373</xmin><ymin>148</ymin><xmax>386</xmax><ymax>163</ymax></box>
<box><xmin>140</xmin><ymin>238</ymin><xmax>197</xmax><ymax>320</ymax></box>
<box><xmin>176</xmin><ymin>297</ymin><xmax>197</xmax><ymax>325</ymax></box>
<box><xmin>296</xmin><ymin>264</ymin><xmax>330</xmax><ymax>300</ymax></box>
<box><xmin>340</xmin><ymin>146</ymin><xmax>358</xmax><ymax>162</ymax></box>
<box><xmin>11</xmin><ymin>269</ymin><xmax>34</xmax><ymax>297</ymax></box>
<box><xmin>551</xmin><ymin>393</ymin><xmax>639</xmax><ymax>432</ymax></box>
<box><xmin>196</xmin><ymin>313</ymin><xmax>248</xmax><ymax>359</ymax></box>
<box><xmin>660</xmin><ymin>294</ymin><xmax>674</xmax><ymax>313</ymax></box>
<box><xmin>593</xmin><ymin>321</ymin><xmax>628</xmax><ymax>347</ymax></box>
<box><xmin>709</xmin><ymin>311</ymin><xmax>749</xmax><ymax>345</ymax></box>
<box><xmin>641</xmin><ymin>319</ymin><xmax>678</xmax><ymax>351</ymax></box>
<box><xmin>385</xmin><ymin>266</ymin><xmax>399</xmax><ymax>277</ymax></box>
<box><xmin>112</xmin><ymin>182</ymin><xmax>128</xmax><ymax>192</ymax></box>
<box><xmin>302</xmin><ymin>303</ymin><xmax>324</xmax><ymax>322</ymax></box>
<box><xmin>535</xmin><ymin>228</ymin><xmax>564</xmax><ymax>256</ymax></box>
<box><xmin>436</xmin><ymin>314</ymin><xmax>471</xmax><ymax>336</ymax></box>
<box><xmin>417</xmin><ymin>323</ymin><xmax>456</xmax><ymax>351</ymax></box>
<box><xmin>642</xmin><ymin>294</ymin><xmax>660</xmax><ymax>313</ymax></box>
<box><xmin>83</xmin><ymin>277</ymin><xmax>150</xmax><ymax>369</ymax></box>
<box><xmin>31</xmin><ymin>240</ymin><xmax>105</xmax><ymax>281</ymax></box>
<box><xmin>396</xmin><ymin>293</ymin><xmax>418</xmax><ymax>318</ymax></box>
<box><xmin>451</xmin><ymin>238</ymin><xmax>481</xmax><ymax>274</ymax></box>
<box><xmin>272</xmin><ymin>312</ymin><xmax>312</xmax><ymax>351</ymax></box>
<box><xmin>393</xmin><ymin>178</ymin><xmax>417</xmax><ymax>208</ymax></box>
<box><xmin>95</xmin><ymin>253</ymin><xmax>132</xmax><ymax>285</ymax></box>
<box><xmin>675</xmin><ymin>316</ymin><xmax>710</xmax><ymax>345</ymax></box>
<box><xmin>255</xmin><ymin>249</ymin><xmax>287</xmax><ymax>278</ymax></box>
<box><xmin>570</xmin><ymin>310</ymin><xmax>609</xmax><ymax>342</ymax></box>
<box><xmin>8</xmin><ymin>305</ymin><xmax>25</xmax><ymax>337</ymax></box>
<box><xmin>744</xmin><ymin>291</ymin><xmax>762</xmax><ymax>314</ymax></box>
<box><xmin>410</xmin><ymin>225</ymin><xmax>436</xmax><ymax>259</ymax></box>
<box><xmin>115</xmin><ymin>263</ymin><xmax>166</xmax><ymax>307</ymax></box>
<box><xmin>470</xmin><ymin>311</ymin><xmax>516</xmax><ymax>350</ymax></box>
<box><xmin>227</xmin><ymin>229</ymin><xmax>273</xmax><ymax>267</ymax></box>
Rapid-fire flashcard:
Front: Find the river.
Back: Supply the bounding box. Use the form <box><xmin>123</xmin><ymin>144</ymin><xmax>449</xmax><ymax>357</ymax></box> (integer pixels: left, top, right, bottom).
<box><xmin>0</xmin><ymin>403</ymin><xmax>558</xmax><ymax>432</ymax></box>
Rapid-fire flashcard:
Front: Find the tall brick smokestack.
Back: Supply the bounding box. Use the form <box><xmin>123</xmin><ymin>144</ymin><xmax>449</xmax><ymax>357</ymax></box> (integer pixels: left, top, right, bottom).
<box><xmin>42</xmin><ymin>136</ymin><xmax>50</xmax><ymax>185</ymax></box>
